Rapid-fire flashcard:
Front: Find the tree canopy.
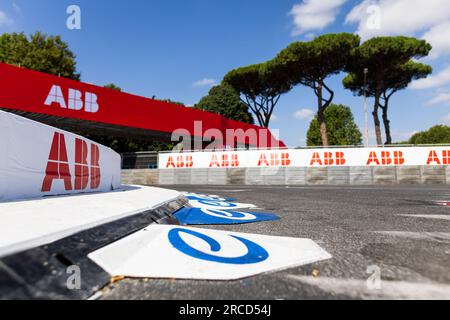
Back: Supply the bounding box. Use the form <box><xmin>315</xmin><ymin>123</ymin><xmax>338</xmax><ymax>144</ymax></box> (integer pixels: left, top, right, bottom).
<box><xmin>0</xmin><ymin>32</ymin><xmax>80</xmax><ymax>80</ymax></box>
<box><xmin>343</xmin><ymin>36</ymin><xmax>432</xmax><ymax>145</ymax></box>
<box><xmin>195</xmin><ymin>83</ymin><xmax>254</xmax><ymax>124</ymax></box>
<box><xmin>223</xmin><ymin>59</ymin><xmax>291</xmax><ymax>128</ymax></box>
<box><xmin>343</xmin><ymin>61</ymin><xmax>432</xmax><ymax>97</ymax></box>
<box><xmin>344</xmin><ymin>60</ymin><xmax>431</xmax><ymax>145</ymax></box>
<box><xmin>307</xmin><ymin>104</ymin><xmax>362</xmax><ymax>147</ymax></box>
<box><xmin>408</xmin><ymin>125</ymin><xmax>450</xmax><ymax>145</ymax></box>
<box><xmin>277</xmin><ymin>33</ymin><xmax>361</xmax><ymax>146</ymax></box>
<box><xmin>104</xmin><ymin>83</ymin><xmax>122</xmax><ymax>91</ymax></box>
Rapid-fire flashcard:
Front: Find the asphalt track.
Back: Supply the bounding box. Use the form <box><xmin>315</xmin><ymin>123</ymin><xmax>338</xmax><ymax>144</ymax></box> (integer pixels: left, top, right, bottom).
<box><xmin>100</xmin><ymin>185</ymin><xmax>450</xmax><ymax>300</ymax></box>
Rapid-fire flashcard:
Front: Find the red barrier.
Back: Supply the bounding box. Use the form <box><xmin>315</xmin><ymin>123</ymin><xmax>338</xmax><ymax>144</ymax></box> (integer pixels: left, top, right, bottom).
<box><xmin>0</xmin><ymin>63</ymin><xmax>284</xmax><ymax>148</ymax></box>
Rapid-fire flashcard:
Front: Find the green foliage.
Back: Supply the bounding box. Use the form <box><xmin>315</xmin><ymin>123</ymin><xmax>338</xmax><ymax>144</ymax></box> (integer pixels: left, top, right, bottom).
<box><xmin>344</xmin><ymin>36</ymin><xmax>433</xmax><ymax>98</ymax></box>
<box><xmin>224</xmin><ymin>60</ymin><xmax>291</xmax><ymax>127</ymax></box>
<box><xmin>0</xmin><ymin>32</ymin><xmax>80</xmax><ymax>80</ymax></box>
<box><xmin>104</xmin><ymin>83</ymin><xmax>122</xmax><ymax>91</ymax></box>
<box><xmin>224</xmin><ymin>61</ymin><xmax>291</xmax><ymax>101</ymax></box>
<box><xmin>277</xmin><ymin>33</ymin><xmax>361</xmax><ymax>88</ymax></box>
<box><xmin>277</xmin><ymin>33</ymin><xmax>360</xmax><ymax>146</ymax></box>
<box><xmin>347</xmin><ymin>36</ymin><xmax>431</xmax><ymax>75</ymax></box>
<box><xmin>195</xmin><ymin>83</ymin><xmax>253</xmax><ymax>124</ymax></box>
<box><xmin>343</xmin><ymin>61</ymin><xmax>432</xmax><ymax>98</ymax></box>
<box><xmin>343</xmin><ymin>36</ymin><xmax>432</xmax><ymax>145</ymax></box>
<box><xmin>408</xmin><ymin>125</ymin><xmax>450</xmax><ymax>145</ymax></box>
<box><xmin>307</xmin><ymin>104</ymin><xmax>362</xmax><ymax>146</ymax></box>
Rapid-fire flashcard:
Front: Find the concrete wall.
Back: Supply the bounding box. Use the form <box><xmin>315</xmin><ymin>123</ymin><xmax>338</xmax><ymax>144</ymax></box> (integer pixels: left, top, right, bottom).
<box><xmin>122</xmin><ymin>166</ymin><xmax>450</xmax><ymax>186</ymax></box>
<box><xmin>121</xmin><ymin>169</ymin><xmax>159</xmax><ymax>186</ymax></box>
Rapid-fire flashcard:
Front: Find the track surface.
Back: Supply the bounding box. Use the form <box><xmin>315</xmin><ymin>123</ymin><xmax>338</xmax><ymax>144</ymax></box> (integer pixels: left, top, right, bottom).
<box><xmin>100</xmin><ymin>185</ymin><xmax>450</xmax><ymax>300</ymax></box>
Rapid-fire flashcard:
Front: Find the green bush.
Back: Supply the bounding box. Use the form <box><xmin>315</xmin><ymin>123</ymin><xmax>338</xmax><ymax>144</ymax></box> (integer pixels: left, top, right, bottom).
<box><xmin>307</xmin><ymin>104</ymin><xmax>362</xmax><ymax>146</ymax></box>
<box><xmin>408</xmin><ymin>125</ymin><xmax>450</xmax><ymax>144</ymax></box>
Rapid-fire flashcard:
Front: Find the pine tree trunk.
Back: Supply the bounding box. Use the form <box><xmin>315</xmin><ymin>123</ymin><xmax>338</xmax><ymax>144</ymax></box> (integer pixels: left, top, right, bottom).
<box><xmin>264</xmin><ymin>113</ymin><xmax>270</xmax><ymax>128</ymax></box>
<box><xmin>381</xmin><ymin>102</ymin><xmax>392</xmax><ymax>145</ymax></box>
<box><xmin>373</xmin><ymin>92</ymin><xmax>383</xmax><ymax>146</ymax></box>
<box><xmin>317</xmin><ymin>84</ymin><xmax>328</xmax><ymax>146</ymax></box>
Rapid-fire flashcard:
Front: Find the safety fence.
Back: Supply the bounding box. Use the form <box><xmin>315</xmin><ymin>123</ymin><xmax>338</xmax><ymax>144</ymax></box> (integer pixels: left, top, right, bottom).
<box><xmin>121</xmin><ymin>146</ymin><xmax>450</xmax><ymax>186</ymax></box>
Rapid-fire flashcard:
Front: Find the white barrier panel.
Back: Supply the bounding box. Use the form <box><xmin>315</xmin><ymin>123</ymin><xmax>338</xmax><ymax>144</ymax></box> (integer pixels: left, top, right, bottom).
<box><xmin>159</xmin><ymin>146</ymin><xmax>450</xmax><ymax>169</ymax></box>
<box><xmin>0</xmin><ymin>185</ymin><xmax>180</xmax><ymax>257</ymax></box>
<box><xmin>0</xmin><ymin>110</ymin><xmax>121</xmax><ymax>202</ymax></box>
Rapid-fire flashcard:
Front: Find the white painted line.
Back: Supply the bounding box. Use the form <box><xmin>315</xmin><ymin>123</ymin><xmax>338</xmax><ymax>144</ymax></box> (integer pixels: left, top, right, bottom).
<box><xmin>0</xmin><ymin>185</ymin><xmax>181</xmax><ymax>258</ymax></box>
<box><xmin>87</xmin><ymin>291</ymin><xmax>104</xmax><ymax>300</ymax></box>
<box><xmin>374</xmin><ymin>231</ymin><xmax>450</xmax><ymax>243</ymax></box>
<box><xmin>287</xmin><ymin>275</ymin><xmax>450</xmax><ymax>300</ymax></box>
<box><xmin>88</xmin><ymin>225</ymin><xmax>332</xmax><ymax>281</ymax></box>
<box><xmin>399</xmin><ymin>214</ymin><xmax>450</xmax><ymax>221</ymax></box>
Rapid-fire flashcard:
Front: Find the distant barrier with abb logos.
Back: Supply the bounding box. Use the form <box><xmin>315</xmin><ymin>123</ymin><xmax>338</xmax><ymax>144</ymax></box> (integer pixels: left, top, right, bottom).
<box><xmin>122</xmin><ymin>147</ymin><xmax>450</xmax><ymax>186</ymax></box>
<box><xmin>0</xmin><ymin>110</ymin><xmax>121</xmax><ymax>201</ymax></box>
<box><xmin>158</xmin><ymin>147</ymin><xmax>450</xmax><ymax>168</ymax></box>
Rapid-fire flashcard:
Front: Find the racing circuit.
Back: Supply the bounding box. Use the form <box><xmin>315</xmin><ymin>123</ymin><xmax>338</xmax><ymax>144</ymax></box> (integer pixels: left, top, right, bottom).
<box><xmin>0</xmin><ymin>63</ymin><xmax>450</xmax><ymax>301</ymax></box>
<box><xmin>100</xmin><ymin>185</ymin><xmax>450</xmax><ymax>300</ymax></box>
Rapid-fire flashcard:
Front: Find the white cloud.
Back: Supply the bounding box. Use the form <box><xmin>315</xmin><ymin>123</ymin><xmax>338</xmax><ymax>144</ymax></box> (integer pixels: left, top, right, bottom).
<box><xmin>290</xmin><ymin>0</ymin><xmax>348</xmax><ymax>36</ymax></box>
<box><xmin>346</xmin><ymin>0</ymin><xmax>450</xmax><ymax>38</ymax></box>
<box><xmin>12</xmin><ymin>2</ymin><xmax>22</xmax><ymax>15</ymax></box>
<box><xmin>369</xmin><ymin>128</ymin><xmax>417</xmax><ymax>142</ymax></box>
<box><xmin>411</xmin><ymin>66</ymin><xmax>450</xmax><ymax>90</ymax></box>
<box><xmin>0</xmin><ymin>11</ymin><xmax>14</xmax><ymax>28</ymax></box>
<box><xmin>346</xmin><ymin>0</ymin><xmax>450</xmax><ymax>59</ymax></box>
<box><xmin>192</xmin><ymin>78</ymin><xmax>217</xmax><ymax>88</ymax></box>
<box><xmin>294</xmin><ymin>108</ymin><xmax>315</xmax><ymax>120</ymax></box>
<box><xmin>304</xmin><ymin>32</ymin><xmax>317</xmax><ymax>40</ymax></box>
<box><xmin>345</xmin><ymin>0</ymin><xmax>372</xmax><ymax>26</ymax></box>
<box><xmin>427</xmin><ymin>92</ymin><xmax>450</xmax><ymax>106</ymax></box>
<box><xmin>422</xmin><ymin>21</ymin><xmax>450</xmax><ymax>59</ymax></box>
<box><xmin>442</xmin><ymin>113</ymin><xmax>450</xmax><ymax>123</ymax></box>
<box><xmin>391</xmin><ymin>130</ymin><xmax>419</xmax><ymax>141</ymax></box>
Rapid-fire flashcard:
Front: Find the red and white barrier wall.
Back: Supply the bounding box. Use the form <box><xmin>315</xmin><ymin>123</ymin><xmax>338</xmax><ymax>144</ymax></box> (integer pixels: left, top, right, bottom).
<box><xmin>0</xmin><ymin>110</ymin><xmax>121</xmax><ymax>201</ymax></box>
<box><xmin>140</xmin><ymin>146</ymin><xmax>450</xmax><ymax>185</ymax></box>
<box><xmin>159</xmin><ymin>147</ymin><xmax>450</xmax><ymax>169</ymax></box>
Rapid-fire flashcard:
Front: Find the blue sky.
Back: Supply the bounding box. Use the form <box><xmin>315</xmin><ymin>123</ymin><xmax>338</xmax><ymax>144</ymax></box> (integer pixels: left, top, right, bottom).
<box><xmin>1</xmin><ymin>0</ymin><xmax>450</xmax><ymax>146</ymax></box>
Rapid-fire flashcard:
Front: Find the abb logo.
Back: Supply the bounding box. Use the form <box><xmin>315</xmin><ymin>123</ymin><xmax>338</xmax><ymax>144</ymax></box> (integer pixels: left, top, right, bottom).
<box><xmin>426</xmin><ymin>150</ymin><xmax>450</xmax><ymax>165</ymax></box>
<box><xmin>166</xmin><ymin>155</ymin><xmax>194</xmax><ymax>168</ymax></box>
<box><xmin>366</xmin><ymin>151</ymin><xmax>405</xmax><ymax>165</ymax></box>
<box><xmin>41</xmin><ymin>132</ymin><xmax>101</xmax><ymax>192</ymax></box>
<box><xmin>44</xmin><ymin>85</ymin><xmax>99</xmax><ymax>113</ymax></box>
<box><xmin>258</xmin><ymin>153</ymin><xmax>291</xmax><ymax>167</ymax></box>
<box><xmin>310</xmin><ymin>152</ymin><xmax>346</xmax><ymax>166</ymax></box>
<box><xmin>209</xmin><ymin>154</ymin><xmax>239</xmax><ymax>168</ymax></box>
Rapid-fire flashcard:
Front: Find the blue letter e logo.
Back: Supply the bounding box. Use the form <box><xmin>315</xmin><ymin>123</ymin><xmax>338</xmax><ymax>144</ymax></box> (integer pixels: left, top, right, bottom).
<box><xmin>168</xmin><ymin>228</ymin><xmax>269</xmax><ymax>265</ymax></box>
